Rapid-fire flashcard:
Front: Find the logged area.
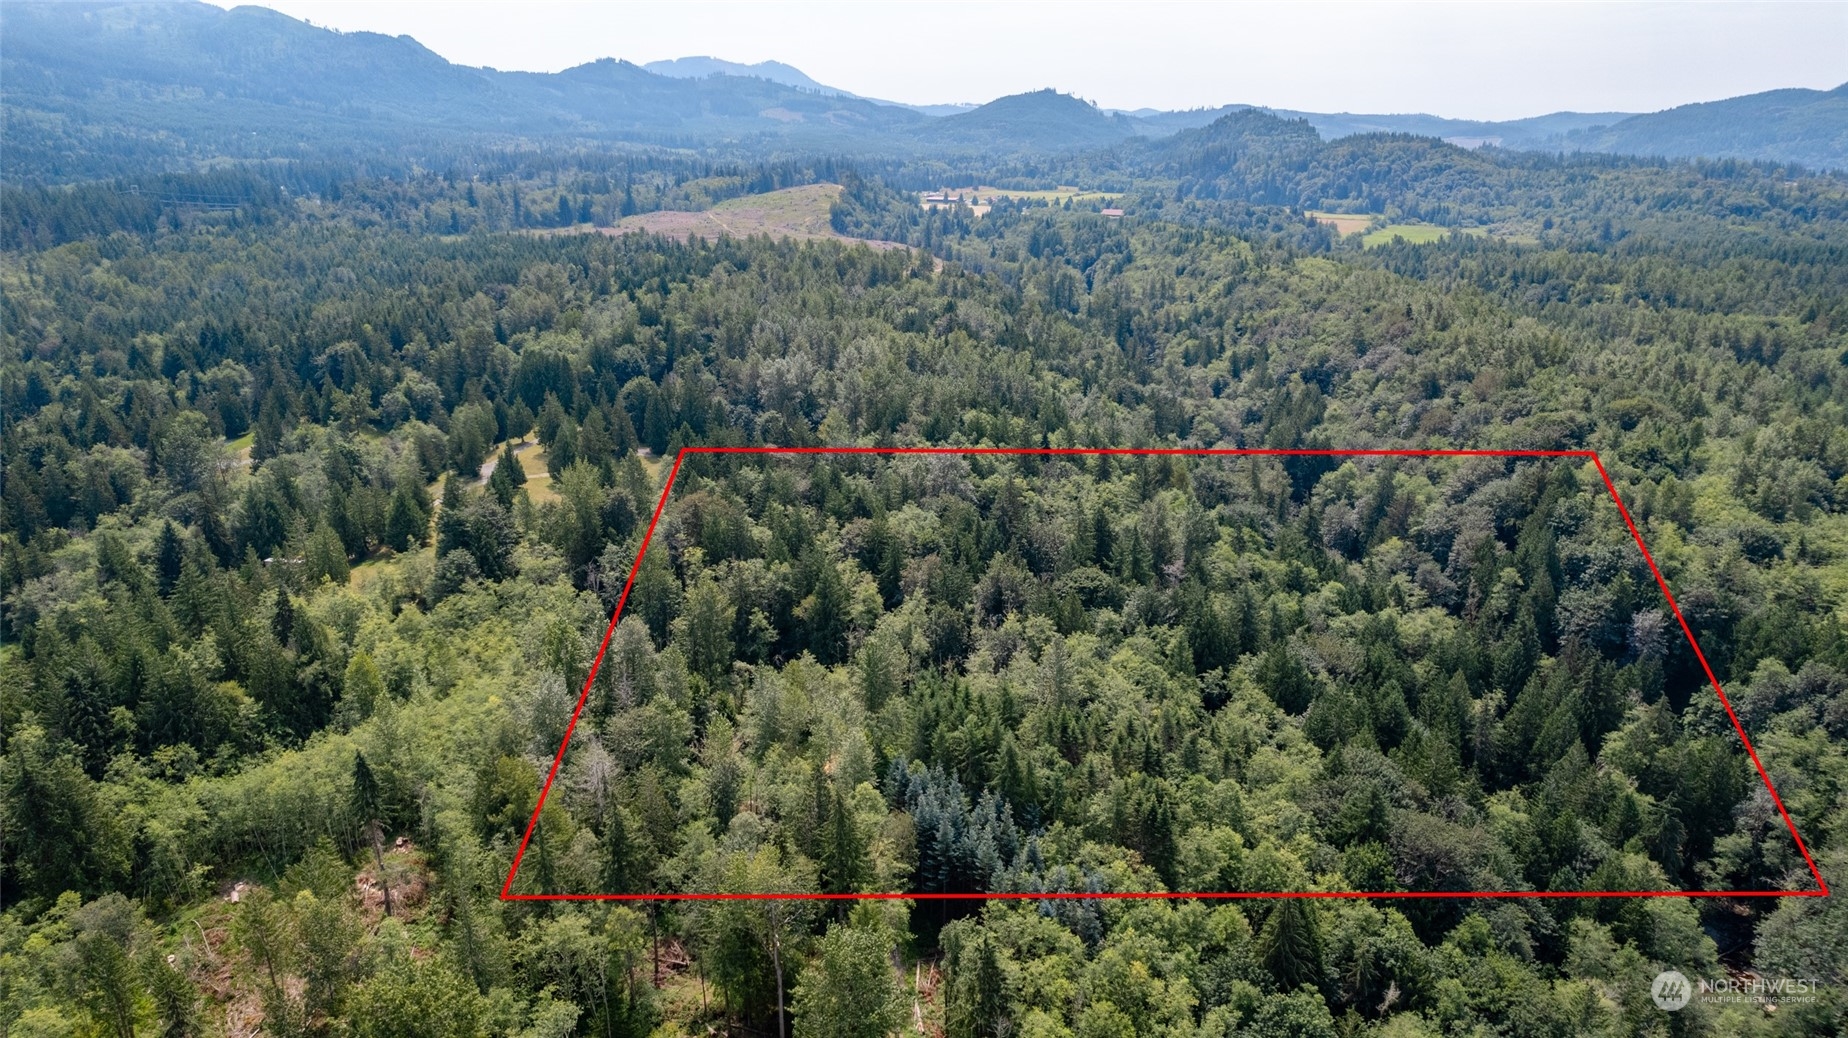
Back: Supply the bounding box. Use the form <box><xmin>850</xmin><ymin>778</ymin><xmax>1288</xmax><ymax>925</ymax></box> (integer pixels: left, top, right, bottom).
<box><xmin>606</xmin><ymin>183</ymin><xmax>907</xmax><ymax>250</ymax></box>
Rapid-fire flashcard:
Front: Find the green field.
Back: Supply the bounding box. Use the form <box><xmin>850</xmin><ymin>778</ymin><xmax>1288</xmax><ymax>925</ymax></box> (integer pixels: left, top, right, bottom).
<box><xmin>1361</xmin><ymin>223</ymin><xmax>1492</xmax><ymax>247</ymax></box>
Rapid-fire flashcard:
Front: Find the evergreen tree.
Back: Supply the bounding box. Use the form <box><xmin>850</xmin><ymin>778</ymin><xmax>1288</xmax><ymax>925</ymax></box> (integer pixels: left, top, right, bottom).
<box><xmin>678</xmin><ymin>576</ymin><xmax>736</xmax><ymax>683</ymax></box>
<box><xmin>577</xmin><ymin>408</ymin><xmax>616</xmax><ymax>474</ymax></box>
<box><xmin>304</xmin><ymin>522</ymin><xmax>351</xmax><ymax>584</ymax></box>
<box><xmin>947</xmin><ymin>932</ymin><xmax>1008</xmax><ymax>1038</ymax></box>
<box><xmin>155</xmin><ymin>520</ymin><xmax>186</xmax><ymax>596</ymax></box>
<box><xmin>1260</xmin><ymin>898</ymin><xmax>1325</xmax><ymax>993</ymax></box>
<box><xmin>641</xmin><ymin>390</ymin><xmax>670</xmax><ymax>455</ymax></box>
<box><xmin>1258</xmin><ymin>643</ymin><xmax>1318</xmax><ymax>715</ymax></box>
<box><xmin>802</xmin><ymin>552</ymin><xmax>850</xmax><ymax>665</ymax></box>
<box><xmin>0</xmin><ymin>725</ymin><xmax>131</xmax><ymax>900</ymax></box>
<box><xmin>271</xmin><ymin>588</ymin><xmax>296</xmax><ymax>646</ymax></box>
<box><xmin>56</xmin><ymin>639</ymin><xmax>114</xmax><ymax>778</ymax></box>
<box><xmin>486</xmin><ymin>441</ymin><xmax>524</xmax><ymax>507</ymax></box>
<box><xmin>142</xmin><ymin>941</ymin><xmax>203</xmax><ymax>1038</ymax></box>
<box><xmin>252</xmin><ymin>407</ymin><xmax>286</xmax><ymax>463</ymax></box>
<box><xmin>601</xmin><ymin>799</ymin><xmax>638</xmax><ymax>894</ymax></box>
<box><xmin>819</xmin><ymin>786</ymin><xmax>868</xmax><ymax>896</ymax></box>
<box><xmin>384</xmin><ymin>485</ymin><xmax>428</xmax><ymax>552</ymax></box>
<box><xmin>536</xmin><ymin>393</ymin><xmax>569</xmax><ymax>447</ymax></box>
<box><xmin>1187</xmin><ymin>589</ymin><xmax>1237</xmax><ymax>673</ymax></box>
<box><xmin>1139</xmin><ymin>779</ymin><xmax>1179</xmax><ymax>889</ymax></box>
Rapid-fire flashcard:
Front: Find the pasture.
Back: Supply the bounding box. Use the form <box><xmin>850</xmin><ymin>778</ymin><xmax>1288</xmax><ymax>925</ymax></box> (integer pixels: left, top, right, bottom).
<box><xmin>1361</xmin><ymin>223</ymin><xmax>1490</xmax><ymax>247</ymax></box>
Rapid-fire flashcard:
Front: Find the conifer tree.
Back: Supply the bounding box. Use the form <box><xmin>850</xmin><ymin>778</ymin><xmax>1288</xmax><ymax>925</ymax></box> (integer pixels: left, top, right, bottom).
<box><xmin>602</xmin><ymin>799</ymin><xmax>638</xmax><ymax>894</ymax></box>
<box><xmin>947</xmin><ymin>932</ymin><xmax>1008</xmax><ymax>1038</ymax></box>
<box><xmin>1260</xmin><ymin>897</ymin><xmax>1325</xmax><ymax>992</ymax></box>
<box><xmin>155</xmin><ymin>520</ymin><xmax>185</xmax><ymax>596</ymax></box>
<box><xmin>384</xmin><ymin>485</ymin><xmax>428</xmax><ymax>551</ymax></box>
<box><xmin>487</xmin><ymin>441</ymin><xmax>524</xmax><ymax>507</ymax></box>
<box><xmin>819</xmin><ymin>786</ymin><xmax>867</xmax><ymax>896</ymax></box>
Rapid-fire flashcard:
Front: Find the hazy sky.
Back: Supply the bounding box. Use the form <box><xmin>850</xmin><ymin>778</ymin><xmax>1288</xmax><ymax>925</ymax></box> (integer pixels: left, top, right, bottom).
<box><xmin>206</xmin><ymin>1</ymin><xmax>1847</xmax><ymax>120</ymax></box>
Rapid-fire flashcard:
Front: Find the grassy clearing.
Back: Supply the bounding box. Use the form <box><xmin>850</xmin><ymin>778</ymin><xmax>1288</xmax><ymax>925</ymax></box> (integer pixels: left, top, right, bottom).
<box><xmin>1361</xmin><ymin>224</ymin><xmax>1490</xmax><ymax>247</ymax></box>
<box><xmin>351</xmin><ymin>437</ymin><xmax>562</xmax><ymax>591</ymax></box>
<box><xmin>1311</xmin><ymin>212</ymin><xmax>1523</xmax><ymax>246</ymax></box>
<box><xmin>347</xmin><ymin>540</ymin><xmax>428</xmax><ymax>592</ymax></box>
<box><xmin>222</xmin><ymin>431</ymin><xmax>255</xmax><ymax>467</ymax></box>
<box><xmin>512</xmin><ymin>439</ymin><xmax>561</xmax><ymax>505</ymax></box>
<box><xmin>635</xmin><ymin>448</ymin><xmax>668</xmax><ymax>487</ymax></box>
<box><xmin>1307</xmin><ymin>211</ymin><xmax>1374</xmax><ymax>236</ymax></box>
<box><xmin>472</xmin><ymin>431</ymin><xmax>561</xmax><ymax>505</ymax></box>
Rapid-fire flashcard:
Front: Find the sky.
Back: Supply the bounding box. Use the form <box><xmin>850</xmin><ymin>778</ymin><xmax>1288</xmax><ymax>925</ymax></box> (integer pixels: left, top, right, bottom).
<box><xmin>205</xmin><ymin>1</ymin><xmax>1848</xmax><ymax>121</ymax></box>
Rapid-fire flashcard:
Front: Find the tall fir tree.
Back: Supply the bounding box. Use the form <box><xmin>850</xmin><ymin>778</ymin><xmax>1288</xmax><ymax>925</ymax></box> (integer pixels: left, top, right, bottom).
<box><xmin>819</xmin><ymin>786</ymin><xmax>868</xmax><ymax>897</ymax></box>
<box><xmin>155</xmin><ymin>521</ymin><xmax>185</xmax><ymax>597</ymax></box>
<box><xmin>1259</xmin><ymin>897</ymin><xmax>1324</xmax><ymax>992</ymax></box>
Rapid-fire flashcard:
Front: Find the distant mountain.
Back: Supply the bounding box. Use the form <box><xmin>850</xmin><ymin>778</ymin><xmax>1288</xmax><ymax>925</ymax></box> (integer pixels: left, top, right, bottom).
<box><xmin>1271</xmin><ymin>110</ymin><xmax>1633</xmax><ymax>149</ymax></box>
<box><xmin>1121</xmin><ymin>105</ymin><xmax>1253</xmax><ymax>136</ymax></box>
<box><xmin>633</xmin><ymin>55</ymin><xmax>1848</xmax><ymax>169</ymax></box>
<box><xmin>1562</xmin><ymin>84</ymin><xmax>1848</xmax><ymax>169</ymax></box>
<box><xmin>0</xmin><ymin>2</ymin><xmax>923</xmax><ymax>178</ymax></box>
<box><xmin>643</xmin><ymin>55</ymin><xmax>979</xmax><ymax>117</ymax></box>
<box><xmin>1258</xmin><ymin>91</ymin><xmax>1848</xmax><ymax>169</ymax></box>
<box><xmin>643</xmin><ymin>56</ymin><xmax>846</xmax><ymax>96</ymax></box>
<box><xmin>1</xmin><ymin>1</ymin><xmax>501</xmax><ymax>125</ymax></box>
<box><xmin>2</xmin><ymin>2</ymin><xmax>1843</xmax><ymax>181</ymax></box>
<box><xmin>906</xmin><ymin>103</ymin><xmax>982</xmax><ymax>118</ymax></box>
<box><xmin>921</xmin><ymin>89</ymin><xmax>1140</xmax><ymax>150</ymax></box>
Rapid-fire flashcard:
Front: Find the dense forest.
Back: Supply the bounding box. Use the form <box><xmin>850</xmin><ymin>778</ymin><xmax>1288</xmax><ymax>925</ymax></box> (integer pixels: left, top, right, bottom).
<box><xmin>6</xmin><ymin>27</ymin><xmax>1848</xmax><ymax>1037</ymax></box>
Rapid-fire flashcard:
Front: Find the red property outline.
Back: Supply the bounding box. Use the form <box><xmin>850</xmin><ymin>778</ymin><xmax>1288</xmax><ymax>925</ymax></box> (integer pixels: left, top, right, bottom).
<box><xmin>501</xmin><ymin>447</ymin><xmax>1829</xmax><ymax>902</ymax></box>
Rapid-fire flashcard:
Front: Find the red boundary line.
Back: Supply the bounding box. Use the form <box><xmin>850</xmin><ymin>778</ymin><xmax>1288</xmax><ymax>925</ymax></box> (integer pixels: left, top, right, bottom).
<box><xmin>501</xmin><ymin>447</ymin><xmax>1828</xmax><ymax>902</ymax></box>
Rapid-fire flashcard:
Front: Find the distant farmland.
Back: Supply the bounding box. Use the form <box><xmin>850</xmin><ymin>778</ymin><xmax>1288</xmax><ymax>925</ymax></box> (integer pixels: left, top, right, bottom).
<box><xmin>1307</xmin><ymin>211</ymin><xmax>1373</xmax><ymax>235</ymax></box>
<box><xmin>1362</xmin><ymin>223</ymin><xmax>1488</xmax><ymax>247</ymax></box>
<box><xmin>604</xmin><ymin>183</ymin><xmax>906</xmax><ymax>249</ymax></box>
<box><xmin>1306</xmin><ymin>213</ymin><xmax>1498</xmax><ymax>246</ymax></box>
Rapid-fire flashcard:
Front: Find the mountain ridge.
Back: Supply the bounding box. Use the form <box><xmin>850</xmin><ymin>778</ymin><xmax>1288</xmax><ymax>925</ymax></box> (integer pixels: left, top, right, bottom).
<box><xmin>3</xmin><ymin>2</ymin><xmax>1844</xmax><ymax>180</ymax></box>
